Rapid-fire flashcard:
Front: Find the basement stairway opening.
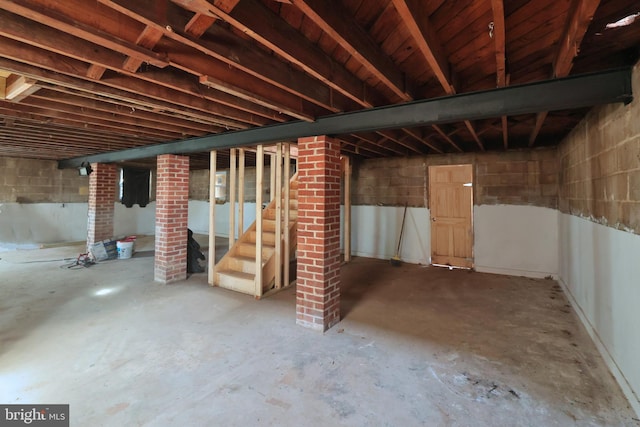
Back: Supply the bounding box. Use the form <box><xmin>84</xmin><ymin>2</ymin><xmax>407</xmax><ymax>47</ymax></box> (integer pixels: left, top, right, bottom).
<box><xmin>212</xmin><ymin>173</ymin><xmax>298</xmax><ymax>299</ymax></box>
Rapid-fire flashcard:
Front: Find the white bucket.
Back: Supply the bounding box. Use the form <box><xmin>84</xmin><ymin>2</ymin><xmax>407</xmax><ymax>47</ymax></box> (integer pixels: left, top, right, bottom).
<box><xmin>116</xmin><ymin>240</ymin><xmax>134</xmax><ymax>259</ymax></box>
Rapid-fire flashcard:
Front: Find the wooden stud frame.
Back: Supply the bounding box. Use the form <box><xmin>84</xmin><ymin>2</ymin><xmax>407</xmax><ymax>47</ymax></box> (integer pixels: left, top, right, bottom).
<box><xmin>274</xmin><ymin>142</ymin><xmax>283</xmax><ymax>289</ymax></box>
<box><xmin>229</xmin><ymin>148</ymin><xmax>237</xmax><ymax>248</ymax></box>
<box><xmin>344</xmin><ymin>155</ymin><xmax>352</xmax><ymax>262</ymax></box>
<box><xmin>255</xmin><ymin>144</ymin><xmax>264</xmax><ymax>298</ymax></box>
<box><xmin>283</xmin><ymin>143</ymin><xmax>291</xmax><ymax>287</ymax></box>
<box><xmin>238</xmin><ymin>148</ymin><xmax>245</xmax><ymax>237</ymax></box>
<box><xmin>208</xmin><ymin>150</ymin><xmax>216</xmax><ymax>285</ymax></box>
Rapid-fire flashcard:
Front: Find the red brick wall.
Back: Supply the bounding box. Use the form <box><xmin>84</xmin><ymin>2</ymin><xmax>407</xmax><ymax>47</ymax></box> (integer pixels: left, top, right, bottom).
<box><xmin>154</xmin><ymin>154</ymin><xmax>189</xmax><ymax>283</ymax></box>
<box><xmin>296</xmin><ymin>136</ymin><xmax>341</xmax><ymax>331</ymax></box>
<box><xmin>87</xmin><ymin>163</ymin><xmax>117</xmax><ymax>250</ymax></box>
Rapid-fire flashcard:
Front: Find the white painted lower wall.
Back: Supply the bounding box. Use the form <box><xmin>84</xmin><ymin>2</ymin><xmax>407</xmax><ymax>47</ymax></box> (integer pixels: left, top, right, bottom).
<box><xmin>114</xmin><ymin>202</ymin><xmax>156</xmax><ymax>237</ymax></box>
<box><xmin>0</xmin><ymin>201</ymin><xmax>562</xmax><ymax>280</ymax></box>
<box><xmin>342</xmin><ymin>205</ymin><xmax>431</xmax><ymax>265</ymax></box>
<box><xmin>0</xmin><ymin>202</ymin><xmax>88</xmax><ymax>250</ymax></box>
<box><xmin>474</xmin><ymin>205</ymin><xmax>559</xmax><ymax>278</ymax></box>
<box><xmin>341</xmin><ymin>204</ymin><xmax>559</xmax><ymax>278</ymax></box>
<box><xmin>188</xmin><ymin>201</ymin><xmax>257</xmax><ymax>237</ymax></box>
<box><xmin>0</xmin><ymin>200</ymin><xmax>258</xmax><ymax>250</ymax></box>
<box><xmin>558</xmin><ymin>213</ymin><xmax>640</xmax><ymax>416</ymax></box>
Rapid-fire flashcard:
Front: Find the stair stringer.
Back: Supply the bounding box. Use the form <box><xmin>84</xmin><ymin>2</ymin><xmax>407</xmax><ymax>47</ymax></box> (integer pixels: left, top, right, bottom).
<box><xmin>213</xmin><ymin>174</ymin><xmax>298</xmax><ymax>297</ymax></box>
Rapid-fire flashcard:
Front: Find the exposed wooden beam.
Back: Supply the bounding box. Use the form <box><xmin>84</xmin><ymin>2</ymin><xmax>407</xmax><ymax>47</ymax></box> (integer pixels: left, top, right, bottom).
<box><xmin>39</xmin><ymin>87</ymin><xmax>226</xmax><ymax>134</ymax></box>
<box><xmin>0</xmin><ymin>56</ymin><xmax>254</xmax><ymax>129</ymax></box>
<box><xmin>528</xmin><ymin>111</ymin><xmax>549</xmax><ymax>146</ymax></box>
<box><xmin>392</xmin><ymin>0</ymin><xmax>484</xmax><ymax>150</ymax></box>
<box><xmin>338</xmin><ymin>135</ymin><xmax>394</xmax><ymax>157</ymax></box>
<box><xmin>187</xmin><ymin>0</ymin><xmax>387</xmax><ymax>108</ymax></box>
<box><xmin>376</xmin><ymin>130</ymin><xmax>423</xmax><ymax>154</ymax></box>
<box><xmin>0</xmin><ymin>35</ymin><xmax>274</xmax><ymax>127</ymax></box>
<box><xmin>490</xmin><ymin>0</ymin><xmax>507</xmax><ymax>88</ymax></box>
<box><xmin>391</xmin><ymin>0</ymin><xmax>452</xmax><ymax>94</ymax></box>
<box><xmin>172</xmin><ymin>0</ymin><xmax>240</xmax><ymax>14</ymax></box>
<box><xmin>101</xmin><ymin>0</ymin><xmax>346</xmax><ymax>113</ymax></box>
<box><xmin>554</xmin><ymin>0</ymin><xmax>601</xmax><ymax>77</ymax></box>
<box><xmin>464</xmin><ymin>121</ymin><xmax>485</xmax><ymax>151</ymax></box>
<box><xmin>501</xmin><ymin>116</ymin><xmax>509</xmax><ymax>149</ymax></box>
<box><xmin>529</xmin><ymin>0</ymin><xmax>601</xmax><ymax>146</ymax></box>
<box><xmin>184</xmin><ymin>13</ymin><xmax>216</xmax><ymax>38</ymax></box>
<box><xmin>291</xmin><ymin>0</ymin><xmax>412</xmax><ymax>101</ymax></box>
<box><xmin>122</xmin><ymin>26</ymin><xmax>164</xmax><ymax>72</ymax></box>
<box><xmin>198</xmin><ymin>74</ymin><xmax>314</xmax><ymax>122</ymax></box>
<box><xmin>0</xmin><ymin>0</ymin><xmax>169</xmax><ymax>68</ymax></box>
<box><xmin>1</xmin><ymin>1</ymin><xmax>312</xmax><ymax>122</ymax></box>
<box><xmin>17</xmin><ymin>97</ymin><xmax>190</xmax><ymax>139</ymax></box>
<box><xmin>490</xmin><ymin>0</ymin><xmax>508</xmax><ymax>149</ymax></box>
<box><xmin>432</xmin><ymin>125</ymin><xmax>463</xmax><ymax>152</ymax></box>
<box><xmin>401</xmin><ymin>128</ymin><xmax>443</xmax><ymax>153</ymax></box>
<box><xmin>0</xmin><ymin>104</ymin><xmax>167</xmax><ymax>141</ymax></box>
<box><xmin>4</xmin><ymin>74</ymin><xmax>39</xmax><ymax>101</ymax></box>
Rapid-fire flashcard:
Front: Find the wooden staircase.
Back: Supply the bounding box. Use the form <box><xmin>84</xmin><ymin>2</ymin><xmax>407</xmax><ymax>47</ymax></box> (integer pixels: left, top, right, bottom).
<box><xmin>213</xmin><ymin>175</ymin><xmax>298</xmax><ymax>297</ymax></box>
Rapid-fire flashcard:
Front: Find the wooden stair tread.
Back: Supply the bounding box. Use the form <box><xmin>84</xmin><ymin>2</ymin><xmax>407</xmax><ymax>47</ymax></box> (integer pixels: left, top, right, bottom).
<box><xmin>216</xmin><ymin>269</ymin><xmax>254</xmax><ymax>280</ymax></box>
<box><xmin>231</xmin><ymin>254</ymin><xmax>266</xmax><ymax>266</ymax></box>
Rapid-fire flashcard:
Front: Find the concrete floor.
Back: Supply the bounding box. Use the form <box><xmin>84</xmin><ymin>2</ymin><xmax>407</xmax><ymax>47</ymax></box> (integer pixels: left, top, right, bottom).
<box><xmin>0</xmin><ymin>237</ymin><xmax>638</xmax><ymax>426</ymax></box>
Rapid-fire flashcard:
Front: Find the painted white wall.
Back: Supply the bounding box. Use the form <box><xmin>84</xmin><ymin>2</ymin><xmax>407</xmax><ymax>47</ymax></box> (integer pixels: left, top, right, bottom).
<box><xmin>558</xmin><ymin>213</ymin><xmax>640</xmax><ymax>415</ymax></box>
<box><xmin>341</xmin><ymin>205</ymin><xmax>431</xmax><ymax>265</ymax></box>
<box><xmin>1</xmin><ymin>200</ymin><xmax>561</xmax><ymax>280</ymax></box>
<box><xmin>474</xmin><ymin>205</ymin><xmax>559</xmax><ymax>278</ymax></box>
<box><xmin>188</xmin><ymin>201</ymin><xmax>257</xmax><ymax>237</ymax></box>
<box><xmin>114</xmin><ymin>202</ymin><xmax>156</xmax><ymax>237</ymax></box>
<box><xmin>0</xmin><ymin>203</ymin><xmax>88</xmax><ymax>250</ymax></box>
<box><xmin>341</xmin><ymin>204</ymin><xmax>560</xmax><ymax>277</ymax></box>
<box><xmin>0</xmin><ymin>202</ymin><xmax>157</xmax><ymax>249</ymax></box>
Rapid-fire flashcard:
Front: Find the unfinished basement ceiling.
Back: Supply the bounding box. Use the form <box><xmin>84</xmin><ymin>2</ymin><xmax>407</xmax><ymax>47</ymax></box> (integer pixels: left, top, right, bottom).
<box><xmin>0</xmin><ymin>0</ymin><xmax>638</xmax><ymax>169</ymax></box>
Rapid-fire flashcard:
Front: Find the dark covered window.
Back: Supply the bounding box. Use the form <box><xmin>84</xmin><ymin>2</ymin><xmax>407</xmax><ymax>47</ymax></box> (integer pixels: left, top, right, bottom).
<box><xmin>121</xmin><ymin>167</ymin><xmax>151</xmax><ymax>208</ymax></box>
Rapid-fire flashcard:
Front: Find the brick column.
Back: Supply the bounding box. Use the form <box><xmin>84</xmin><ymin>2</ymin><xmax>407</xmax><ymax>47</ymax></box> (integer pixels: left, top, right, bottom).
<box><xmin>296</xmin><ymin>136</ymin><xmax>341</xmax><ymax>331</ymax></box>
<box><xmin>87</xmin><ymin>163</ymin><xmax>117</xmax><ymax>251</ymax></box>
<box><xmin>155</xmin><ymin>154</ymin><xmax>189</xmax><ymax>283</ymax></box>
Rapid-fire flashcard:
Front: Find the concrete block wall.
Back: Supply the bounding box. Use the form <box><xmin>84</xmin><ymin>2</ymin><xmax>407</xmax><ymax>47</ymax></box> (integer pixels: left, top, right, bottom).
<box><xmin>189</xmin><ymin>165</ymin><xmax>296</xmax><ymax>202</ymax></box>
<box><xmin>0</xmin><ymin>157</ymin><xmax>89</xmax><ymax>203</ymax></box>
<box><xmin>558</xmin><ymin>91</ymin><xmax>640</xmax><ymax>233</ymax></box>
<box><xmin>189</xmin><ymin>169</ymin><xmax>210</xmax><ymax>201</ymax></box>
<box><xmin>556</xmin><ymin>61</ymin><xmax>640</xmax><ymax>416</ymax></box>
<box><xmin>351</xmin><ymin>148</ymin><xmax>558</xmax><ymax>208</ymax></box>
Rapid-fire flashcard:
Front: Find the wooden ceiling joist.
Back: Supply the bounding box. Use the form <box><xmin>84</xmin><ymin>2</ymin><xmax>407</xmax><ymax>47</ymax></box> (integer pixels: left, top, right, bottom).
<box><xmin>0</xmin><ymin>1</ymin><xmax>314</xmax><ymax>122</ymax></box>
<box><xmin>391</xmin><ymin>0</ymin><xmax>485</xmax><ymax>151</ymax></box>
<box><xmin>529</xmin><ymin>0</ymin><xmax>601</xmax><ymax>146</ymax></box>
<box><xmin>0</xmin><ymin>36</ymin><xmax>270</xmax><ymax>127</ymax></box>
<box><xmin>176</xmin><ymin>0</ymin><xmax>388</xmax><ymax>108</ymax></box>
<box><xmin>291</xmin><ymin>0</ymin><xmax>412</xmax><ymax>102</ymax></box>
<box><xmin>0</xmin><ymin>0</ymin><xmax>636</xmax><ymax>163</ymax></box>
<box><xmin>101</xmin><ymin>0</ymin><xmax>347</xmax><ymax>114</ymax></box>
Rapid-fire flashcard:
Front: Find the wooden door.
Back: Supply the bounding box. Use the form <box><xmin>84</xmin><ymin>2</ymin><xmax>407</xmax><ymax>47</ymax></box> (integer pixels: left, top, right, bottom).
<box><xmin>429</xmin><ymin>165</ymin><xmax>473</xmax><ymax>268</ymax></box>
